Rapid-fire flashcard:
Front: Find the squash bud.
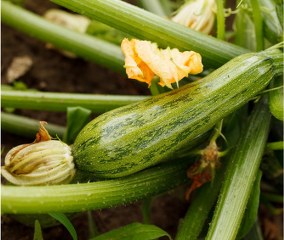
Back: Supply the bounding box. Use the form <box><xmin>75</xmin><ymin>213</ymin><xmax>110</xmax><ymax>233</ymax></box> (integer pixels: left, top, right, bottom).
<box><xmin>171</xmin><ymin>0</ymin><xmax>217</xmax><ymax>35</ymax></box>
<box><xmin>1</xmin><ymin>122</ymin><xmax>75</xmax><ymax>185</ymax></box>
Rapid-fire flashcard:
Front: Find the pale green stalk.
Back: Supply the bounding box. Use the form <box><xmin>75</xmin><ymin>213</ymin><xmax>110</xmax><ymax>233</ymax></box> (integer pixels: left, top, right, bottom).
<box><xmin>206</xmin><ymin>98</ymin><xmax>271</xmax><ymax>240</ymax></box>
<box><xmin>1</xmin><ymin>90</ymin><xmax>148</xmax><ymax>113</ymax></box>
<box><xmin>2</xmin><ymin>160</ymin><xmax>189</xmax><ymax>214</ymax></box>
<box><xmin>1</xmin><ymin>112</ymin><xmax>65</xmax><ymax>138</ymax></box>
<box><xmin>250</xmin><ymin>0</ymin><xmax>264</xmax><ymax>50</ymax></box>
<box><xmin>52</xmin><ymin>0</ymin><xmax>248</xmax><ymax>68</ymax></box>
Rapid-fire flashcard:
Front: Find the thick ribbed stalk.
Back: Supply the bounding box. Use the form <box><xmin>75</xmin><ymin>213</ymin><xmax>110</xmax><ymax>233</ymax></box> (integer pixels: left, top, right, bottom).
<box><xmin>1</xmin><ymin>112</ymin><xmax>65</xmax><ymax>138</ymax></box>
<box><xmin>1</xmin><ymin>1</ymin><xmax>124</xmax><ymax>72</ymax></box>
<box><xmin>51</xmin><ymin>0</ymin><xmax>248</xmax><ymax>68</ymax></box>
<box><xmin>206</xmin><ymin>98</ymin><xmax>271</xmax><ymax>240</ymax></box>
<box><xmin>1</xmin><ymin>160</ymin><xmax>189</xmax><ymax>214</ymax></box>
<box><xmin>1</xmin><ymin>90</ymin><xmax>148</xmax><ymax>113</ymax></box>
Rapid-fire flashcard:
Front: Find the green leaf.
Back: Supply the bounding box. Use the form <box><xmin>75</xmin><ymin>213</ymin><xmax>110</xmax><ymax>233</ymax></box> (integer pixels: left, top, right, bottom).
<box><xmin>90</xmin><ymin>222</ymin><xmax>171</xmax><ymax>240</ymax></box>
<box><xmin>64</xmin><ymin>106</ymin><xmax>91</xmax><ymax>144</ymax></box>
<box><xmin>33</xmin><ymin>220</ymin><xmax>43</xmax><ymax>240</ymax></box>
<box><xmin>237</xmin><ymin>171</ymin><xmax>262</xmax><ymax>239</ymax></box>
<box><xmin>48</xmin><ymin>213</ymin><xmax>78</xmax><ymax>240</ymax></box>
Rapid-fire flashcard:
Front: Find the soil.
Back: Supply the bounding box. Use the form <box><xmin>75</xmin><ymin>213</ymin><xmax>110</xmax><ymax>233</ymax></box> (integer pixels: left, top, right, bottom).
<box><xmin>1</xmin><ymin>1</ymin><xmax>189</xmax><ymax>239</ymax></box>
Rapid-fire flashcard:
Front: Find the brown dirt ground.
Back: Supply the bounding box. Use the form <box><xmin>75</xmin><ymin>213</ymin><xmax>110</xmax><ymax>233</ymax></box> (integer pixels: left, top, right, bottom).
<box><xmin>1</xmin><ymin>1</ymin><xmax>189</xmax><ymax>239</ymax></box>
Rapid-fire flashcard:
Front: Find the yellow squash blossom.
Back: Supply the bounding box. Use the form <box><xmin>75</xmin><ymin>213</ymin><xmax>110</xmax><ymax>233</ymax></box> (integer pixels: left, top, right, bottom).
<box><xmin>121</xmin><ymin>38</ymin><xmax>203</xmax><ymax>89</ymax></box>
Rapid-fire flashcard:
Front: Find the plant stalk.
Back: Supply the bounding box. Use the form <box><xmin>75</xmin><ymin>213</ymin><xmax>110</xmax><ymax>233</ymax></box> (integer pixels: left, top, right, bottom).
<box><xmin>216</xmin><ymin>0</ymin><xmax>225</xmax><ymax>40</ymax></box>
<box><xmin>206</xmin><ymin>98</ymin><xmax>271</xmax><ymax>240</ymax></box>
<box><xmin>250</xmin><ymin>0</ymin><xmax>264</xmax><ymax>51</ymax></box>
<box><xmin>1</xmin><ymin>112</ymin><xmax>66</xmax><ymax>138</ymax></box>
<box><xmin>51</xmin><ymin>0</ymin><xmax>248</xmax><ymax>68</ymax></box>
<box><xmin>1</xmin><ymin>90</ymin><xmax>148</xmax><ymax>113</ymax></box>
<box><xmin>2</xmin><ymin>160</ymin><xmax>189</xmax><ymax>214</ymax></box>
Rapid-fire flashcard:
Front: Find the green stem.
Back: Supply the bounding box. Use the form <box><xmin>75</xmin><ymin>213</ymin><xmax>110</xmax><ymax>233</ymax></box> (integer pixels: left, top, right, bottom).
<box><xmin>139</xmin><ymin>0</ymin><xmax>168</xmax><ymax>17</ymax></box>
<box><xmin>234</xmin><ymin>1</ymin><xmax>256</xmax><ymax>50</ymax></box>
<box><xmin>87</xmin><ymin>211</ymin><xmax>99</xmax><ymax>238</ymax></box>
<box><xmin>206</xmin><ymin>98</ymin><xmax>271</xmax><ymax>240</ymax></box>
<box><xmin>141</xmin><ymin>198</ymin><xmax>152</xmax><ymax>224</ymax></box>
<box><xmin>51</xmin><ymin>0</ymin><xmax>249</xmax><ymax>68</ymax></box>
<box><xmin>1</xmin><ymin>90</ymin><xmax>148</xmax><ymax>113</ymax></box>
<box><xmin>1</xmin><ymin>160</ymin><xmax>189</xmax><ymax>214</ymax></box>
<box><xmin>216</xmin><ymin>0</ymin><xmax>226</xmax><ymax>40</ymax></box>
<box><xmin>250</xmin><ymin>0</ymin><xmax>264</xmax><ymax>51</ymax></box>
<box><xmin>210</xmin><ymin>120</ymin><xmax>224</xmax><ymax>143</ymax></box>
<box><xmin>1</xmin><ymin>1</ymin><xmax>124</xmax><ymax>72</ymax></box>
<box><xmin>266</xmin><ymin>141</ymin><xmax>283</xmax><ymax>150</ymax></box>
<box><xmin>1</xmin><ymin>112</ymin><xmax>66</xmax><ymax>138</ymax></box>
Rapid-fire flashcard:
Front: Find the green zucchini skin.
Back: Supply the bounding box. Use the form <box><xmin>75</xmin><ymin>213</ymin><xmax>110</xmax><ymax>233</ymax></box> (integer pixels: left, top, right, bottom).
<box><xmin>73</xmin><ymin>49</ymin><xmax>282</xmax><ymax>178</ymax></box>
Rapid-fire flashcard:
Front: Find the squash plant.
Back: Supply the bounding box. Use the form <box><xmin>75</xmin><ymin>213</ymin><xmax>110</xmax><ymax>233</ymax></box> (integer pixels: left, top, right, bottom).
<box><xmin>1</xmin><ymin>0</ymin><xmax>283</xmax><ymax>239</ymax></box>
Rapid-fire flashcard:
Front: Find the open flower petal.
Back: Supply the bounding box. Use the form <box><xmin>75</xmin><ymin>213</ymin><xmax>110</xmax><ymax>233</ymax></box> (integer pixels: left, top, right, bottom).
<box><xmin>121</xmin><ymin>38</ymin><xmax>203</xmax><ymax>88</ymax></box>
<box><xmin>121</xmin><ymin>38</ymin><xmax>154</xmax><ymax>86</ymax></box>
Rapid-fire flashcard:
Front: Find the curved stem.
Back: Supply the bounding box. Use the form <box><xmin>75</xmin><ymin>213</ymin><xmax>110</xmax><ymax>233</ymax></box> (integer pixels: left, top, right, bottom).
<box><xmin>1</xmin><ymin>90</ymin><xmax>148</xmax><ymax>113</ymax></box>
<box><xmin>1</xmin><ymin>112</ymin><xmax>66</xmax><ymax>138</ymax></box>
<box><xmin>250</xmin><ymin>0</ymin><xmax>264</xmax><ymax>51</ymax></box>
<box><xmin>266</xmin><ymin>141</ymin><xmax>283</xmax><ymax>150</ymax></box>
<box><xmin>216</xmin><ymin>0</ymin><xmax>226</xmax><ymax>40</ymax></box>
<box><xmin>2</xmin><ymin>160</ymin><xmax>189</xmax><ymax>214</ymax></box>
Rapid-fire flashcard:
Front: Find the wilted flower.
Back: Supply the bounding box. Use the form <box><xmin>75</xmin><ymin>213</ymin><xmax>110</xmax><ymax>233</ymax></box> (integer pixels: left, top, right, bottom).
<box><xmin>44</xmin><ymin>9</ymin><xmax>91</xmax><ymax>33</ymax></box>
<box><xmin>171</xmin><ymin>0</ymin><xmax>217</xmax><ymax>35</ymax></box>
<box><xmin>1</xmin><ymin>122</ymin><xmax>75</xmax><ymax>186</ymax></box>
<box><xmin>121</xmin><ymin>38</ymin><xmax>203</xmax><ymax>89</ymax></box>
<box><xmin>43</xmin><ymin>9</ymin><xmax>91</xmax><ymax>57</ymax></box>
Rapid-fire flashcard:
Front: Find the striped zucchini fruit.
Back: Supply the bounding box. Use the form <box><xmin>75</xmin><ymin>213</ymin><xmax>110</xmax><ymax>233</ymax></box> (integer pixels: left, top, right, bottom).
<box><xmin>73</xmin><ymin>48</ymin><xmax>283</xmax><ymax>178</ymax></box>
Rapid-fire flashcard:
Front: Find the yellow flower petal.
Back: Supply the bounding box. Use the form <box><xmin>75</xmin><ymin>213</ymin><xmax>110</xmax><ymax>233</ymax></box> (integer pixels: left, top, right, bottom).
<box><xmin>121</xmin><ymin>38</ymin><xmax>203</xmax><ymax>88</ymax></box>
<box><xmin>121</xmin><ymin>38</ymin><xmax>154</xmax><ymax>86</ymax></box>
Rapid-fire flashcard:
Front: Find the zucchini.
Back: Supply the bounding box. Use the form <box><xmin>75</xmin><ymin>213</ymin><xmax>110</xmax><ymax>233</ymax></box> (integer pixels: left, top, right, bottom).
<box><xmin>73</xmin><ymin>48</ymin><xmax>283</xmax><ymax>178</ymax></box>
